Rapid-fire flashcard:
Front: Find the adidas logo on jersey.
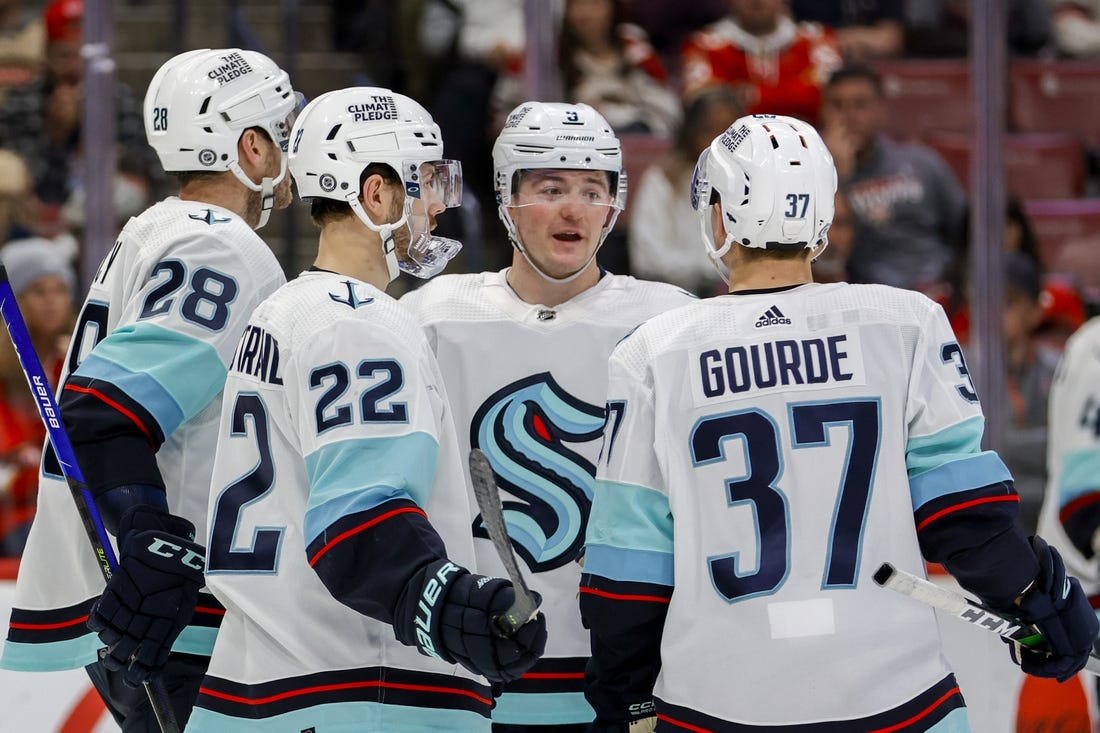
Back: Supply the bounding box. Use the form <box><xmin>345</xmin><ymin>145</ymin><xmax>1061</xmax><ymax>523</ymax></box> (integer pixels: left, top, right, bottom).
<box><xmin>755</xmin><ymin>306</ymin><xmax>790</xmax><ymax>328</ymax></box>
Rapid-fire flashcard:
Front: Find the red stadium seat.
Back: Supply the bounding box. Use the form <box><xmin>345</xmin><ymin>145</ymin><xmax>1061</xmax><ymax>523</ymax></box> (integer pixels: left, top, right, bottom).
<box><xmin>925</xmin><ymin>132</ymin><xmax>1086</xmax><ymax>200</ymax></box>
<box><xmin>1023</xmin><ymin>198</ymin><xmax>1100</xmax><ymax>301</ymax></box>
<box><xmin>619</xmin><ymin>133</ymin><xmax>672</xmax><ymax>225</ymax></box>
<box><xmin>871</xmin><ymin>59</ymin><xmax>973</xmax><ymax>140</ymax></box>
<box><xmin>1010</xmin><ymin>60</ymin><xmax>1100</xmax><ymax>148</ymax></box>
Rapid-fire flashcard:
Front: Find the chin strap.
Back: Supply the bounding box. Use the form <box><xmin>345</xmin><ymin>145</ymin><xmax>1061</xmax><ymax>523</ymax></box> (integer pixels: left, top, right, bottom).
<box><xmin>228</xmin><ymin>157</ymin><xmax>288</xmax><ymax>230</ymax></box>
<box><xmin>498</xmin><ymin>202</ymin><xmax>609</xmax><ymax>285</ymax></box>
<box><xmin>349</xmin><ymin>195</ymin><xmax>405</xmax><ymax>283</ymax></box>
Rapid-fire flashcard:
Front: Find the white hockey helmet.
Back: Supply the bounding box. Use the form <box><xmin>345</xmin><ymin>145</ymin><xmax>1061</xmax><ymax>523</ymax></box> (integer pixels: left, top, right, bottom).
<box><xmin>493</xmin><ymin>101</ymin><xmax>625</xmax><ymax>283</ymax></box>
<box><xmin>288</xmin><ymin>87</ymin><xmax>463</xmax><ymax>282</ymax></box>
<box><xmin>691</xmin><ymin>114</ymin><xmax>836</xmax><ymax>276</ymax></box>
<box><xmin>144</xmin><ymin>48</ymin><xmax>304</xmax><ymax>228</ymax></box>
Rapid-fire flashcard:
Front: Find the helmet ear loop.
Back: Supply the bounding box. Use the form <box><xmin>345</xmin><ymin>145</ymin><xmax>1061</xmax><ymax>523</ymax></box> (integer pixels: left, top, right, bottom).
<box><xmin>700</xmin><ymin>202</ymin><xmax>733</xmax><ymax>284</ymax></box>
<box><xmin>228</xmin><ymin>147</ymin><xmax>289</xmax><ymax>230</ymax></box>
<box><xmin>348</xmin><ymin>186</ymin><xmax>409</xmax><ymax>283</ymax></box>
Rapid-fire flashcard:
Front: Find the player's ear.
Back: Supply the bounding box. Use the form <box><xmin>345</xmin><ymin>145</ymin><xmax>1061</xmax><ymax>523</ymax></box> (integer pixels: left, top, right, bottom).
<box><xmin>359</xmin><ymin>172</ymin><xmax>390</xmax><ymax>220</ymax></box>
<box><xmin>237</xmin><ymin>128</ymin><xmax>267</xmax><ymax>173</ymax></box>
<box><xmin>710</xmin><ymin>201</ymin><xmax>727</xmax><ymax>249</ymax></box>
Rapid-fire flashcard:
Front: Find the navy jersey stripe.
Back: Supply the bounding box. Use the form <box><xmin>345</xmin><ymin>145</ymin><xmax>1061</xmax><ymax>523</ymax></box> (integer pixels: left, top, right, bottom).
<box><xmin>654</xmin><ymin>675</ymin><xmax>963</xmax><ymax>732</ymax></box>
<box><xmin>8</xmin><ymin>598</ymin><xmax>98</xmax><ymax>643</ymax></box>
<box><xmin>505</xmin><ymin>656</ymin><xmax>588</xmax><ymax>695</ymax></box>
<box><xmin>196</xmin><ymin>665</ymin><xmax>493</xmax><ymax>719</ymax></box>
<box><xmin>306</xmin><ymin>497</ymin><xmax>445</xmax><ymax>624</ymax></box>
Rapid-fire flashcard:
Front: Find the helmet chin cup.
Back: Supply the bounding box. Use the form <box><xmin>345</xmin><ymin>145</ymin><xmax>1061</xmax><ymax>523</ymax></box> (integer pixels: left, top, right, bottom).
<box><xmin>399</xmin><ymin>232</ymin><xmax>462</xmax><ymax>279</ymax></box>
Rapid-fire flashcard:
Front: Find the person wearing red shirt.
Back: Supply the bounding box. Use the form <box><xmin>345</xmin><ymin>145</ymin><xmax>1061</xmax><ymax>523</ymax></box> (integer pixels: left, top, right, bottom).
<box><xmin>680</xmin><ymin>0</ymin><xmax>842</xmax><ymax>124</ymax></box>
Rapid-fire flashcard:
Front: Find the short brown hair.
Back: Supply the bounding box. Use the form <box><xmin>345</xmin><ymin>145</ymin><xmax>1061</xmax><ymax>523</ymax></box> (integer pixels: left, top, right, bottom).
<box><xmin>309</xmin><ymin>163</ymin><xmax>400</xmax><ymax>228</ymax></box>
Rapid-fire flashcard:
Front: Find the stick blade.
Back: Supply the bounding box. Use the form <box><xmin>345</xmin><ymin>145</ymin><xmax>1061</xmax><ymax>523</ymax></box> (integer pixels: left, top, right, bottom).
<box><xmin>468</xmin><ymin>449</ymin><xmax>540</xmax><ymax>636</ymax></box>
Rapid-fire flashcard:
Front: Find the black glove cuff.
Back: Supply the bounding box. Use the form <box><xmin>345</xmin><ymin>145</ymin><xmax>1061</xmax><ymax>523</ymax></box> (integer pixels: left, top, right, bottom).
<box><xmin>393</xmin><ymin>557</ymin><xmax>467</xmax><ymax>663</ymax></box>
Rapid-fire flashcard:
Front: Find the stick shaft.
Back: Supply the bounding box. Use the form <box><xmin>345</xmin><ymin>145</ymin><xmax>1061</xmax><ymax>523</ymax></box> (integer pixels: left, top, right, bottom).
<box><xmin>0</xmin><ymin>266</ymin><xmax>182</xmax><ymax>733</ymax></box>
<box><xmin>875</xmin><ymin>562</ymin><xmax>1100</xmax><ymax>677</ymax></box>
<box><xmin>468</xmin><ymin>448</ymin><xmax>539</xmax><ymax>635</ymax></box>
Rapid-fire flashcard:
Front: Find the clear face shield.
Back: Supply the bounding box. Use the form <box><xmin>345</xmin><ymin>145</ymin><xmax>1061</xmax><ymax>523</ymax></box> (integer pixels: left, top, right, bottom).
<box><xmin>398</xmin><ymin>159</ymin><xmax>464</xmax><ymax>279</ymax></box>
<box><xmin>507</xmin><ymin>169</ymin><xmax>623</xmax><ymax>214</ymax></box>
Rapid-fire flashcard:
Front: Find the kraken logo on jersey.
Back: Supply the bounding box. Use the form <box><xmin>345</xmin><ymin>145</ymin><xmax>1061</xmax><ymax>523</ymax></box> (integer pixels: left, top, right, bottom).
<box><xmin>470</xmin><ymin>373</ymin><xmax>606</xmax><ymax>572</ymax></box>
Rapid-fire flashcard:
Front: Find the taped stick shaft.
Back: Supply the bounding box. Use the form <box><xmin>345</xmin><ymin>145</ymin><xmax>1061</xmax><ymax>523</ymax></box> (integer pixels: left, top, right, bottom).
<box><xmin>469</xmin><ymin>448</ymin><xmax>540</xmax><ymax>636</ymax></box>
<box><xmin>875</xmin><ymin>562</ymin><xmax>1100</xmax><ymax>677</ymax></box>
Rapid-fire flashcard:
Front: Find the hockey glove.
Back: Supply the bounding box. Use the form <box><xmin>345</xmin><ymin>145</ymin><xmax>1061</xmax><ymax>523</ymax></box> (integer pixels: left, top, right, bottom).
<box><xmin>394</xmin><ymin>558</ymin><xmax>547</xmax><ymax>682</ymax></box>
<box><xmin>1005</xmin><ymin>535</ymin><xmax>1098</xmax><ymax>682</ymax></box>
<box><xmin>87</xmin><ymin>505</ymin><xmax>205</xmax><ymax>688</ymax></box>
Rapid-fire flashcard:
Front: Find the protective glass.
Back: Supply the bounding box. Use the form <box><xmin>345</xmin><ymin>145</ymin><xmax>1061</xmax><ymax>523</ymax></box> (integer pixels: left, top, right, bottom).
<box><xmin>271</xmin><ymin>91</ymin><xmax>308</xmax><ymax>152</ymax></box>
<box><xmin>508</xmin><ymin>169</ymin><xmax>623</xmax><ymax>211</ymax></box>
<box><xmin>690</xmin><ymin>148</ymin><xmax>712</xmax><ymax>214</ymax></box>
<box><xmin>400</xmin><ymin>159</ymin><xmax>464</xmax><ymax>279</ymax></box>
<box><xmin>406</xmin><ymin>159</ymin><xmax>462</xmax><ymax>208</ymax></box>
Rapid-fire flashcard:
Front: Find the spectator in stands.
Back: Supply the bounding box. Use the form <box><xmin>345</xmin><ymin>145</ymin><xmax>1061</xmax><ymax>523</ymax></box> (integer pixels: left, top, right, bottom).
<box><xmin>493</xmin><ymin>0</ymin><xmax>679</xmax><ymax>137</ymax></box>
<box><xmin>628</xmin><ymin>86</ymin><xmax>741</xmax><ymax>295</ymax></box>
<box><xmin>821</xmin><ymin>63</ymin><xmax>966</xmax><ymax>292</ymax></box>
<box><xmin>0</xmin><ymin>149</ymin><xmax>36</xmax><ymax>242</ymax></box>
<box><xmin>620</xmin><ymin>0</ymin><xmax>728</xmax><ymax>75</ymax></box>
<box><xmin>1001</xmin><ymin>252</ymin><xmax>1062</xmax><ymax>530</ymax></box>
<box><xmin>789</xmin><ymin>0</ymin><xmax>904</xmax><ymax>59</ymax></box>
<box><xmin>905</xmin><ymin>0</ymin><xmax>1051</xmax><ymax>58</ymax></box>
<box><xmin>1051</xmin><ymin>0</ymin><xmax>1100</xmax><ymax>57</ymax></box>
<box><xmin>0</xmin><ymin>0</ymin><xmax>161</xmax><ymax>206</ymax></box>
<box><xmin>0</xmin><ymin>0</ymin><xmax>44</xmax><ymax>97</ymax></box>
<box><xmin>0</xmin><ymin>237</ymin><xmax>75</xmax><ymax>556</ymax></box>
<box><xmin>679</xmin><ymin>0</ymin><xmax>842</xmax><ymax>124</ymax></box>
<box><xmin>811</xmin><ymin>191</ymin><xmax>854</xmax><ymax>283</ymax></box>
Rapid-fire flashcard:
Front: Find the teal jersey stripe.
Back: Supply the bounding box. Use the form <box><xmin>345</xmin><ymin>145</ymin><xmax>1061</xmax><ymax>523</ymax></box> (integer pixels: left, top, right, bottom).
<box><xmin>75</xmin><ymin>322</ymin><xmax>227</xmax><ymax>435</ymax></box>
<box><xmin>304</xmin><ymin>433</ymin><xmax>439</xmax><ymax>546</ymax></box>
<box><xmin>493</xmin><ymin>690</ymin><xmax>594</xmax><ymax>725</ymax></box>
<box><xmin>928</xmin><ymin>707</ymin><xmax>971</xmax><ymax>733</ymax></box>
<box><xmin>0</xmin><ymin>634</ymin><xmax>102</xmax><ymax>671</ymax></box>
<box><xmin>1058</xmin><ymin>448</ymin><xmax>1100</xmax><ymax>508</ymax></box>
<box><xmin>587</xmin><ymin>479</ymin><xmax>673</xmax><ymax>554</ymax></box>
<box><xmin>172</xmin><ymin>624</ymin><xmax>217</xmax><ymax>657</ymax></box>
<box><xmin>907</xmin><ymin>416</ymin><xmax>985</xmax><ymax>479</ymax></box>
<box><xmin>0</xmin><ymin>619</ymin><xmax>216</xmax><ymax>672</ymax></box>
<box><xmin>584</xmin><ymin>544</ymin><xmax>674</xmax><ymax>586</ymax></box>
<box><xmin>909</xmin><ymin>452</ymin><xmax>1012</xmax><ymax>510</ymax></box>
<box><xmin>187</xmin><ymin>700</ymin><xmax>489</xmax><ymax>732</ymax></box>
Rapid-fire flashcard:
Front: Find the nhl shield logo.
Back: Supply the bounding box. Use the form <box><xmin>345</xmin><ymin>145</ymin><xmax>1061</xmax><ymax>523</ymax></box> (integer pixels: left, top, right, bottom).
<box><xmin>319</xmin><ymin>173</ymin><xmax>337</xmax><ymax>192</ymax></box>
<box><xmin>198</xmin><ymin>148</ymin><xmax>217</xmax><ymax>167</ymax></box>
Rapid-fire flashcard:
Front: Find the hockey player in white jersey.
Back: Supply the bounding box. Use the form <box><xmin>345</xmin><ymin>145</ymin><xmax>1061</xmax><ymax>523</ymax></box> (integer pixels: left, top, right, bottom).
<box><xmin>0</xmin><ymin>49</ymin><xmax>301</xmax><ymax>730</ymax></box>
<box><xmin>579</xmin><ymin>114</ymin><xmax>1099</xmax><ymax>732</ymax></box>
<box><xmin>186</xmin><ymin>87</ymin><xmax>547</xmax><ymax>733</ymax></box>
<box><xmin>1</xmin><ymin>48</ymin><xmax>301</xmax><ymax>726</ymax></box>
<box><xmin>1039</xmin><ymin>317</ymin><xmax>1100</xmax><ymax>613</ymax></box>
<box><xmin>402</xmin><ymin>101</ymin><xmax>693</xmax><ymax>732</ymax></box>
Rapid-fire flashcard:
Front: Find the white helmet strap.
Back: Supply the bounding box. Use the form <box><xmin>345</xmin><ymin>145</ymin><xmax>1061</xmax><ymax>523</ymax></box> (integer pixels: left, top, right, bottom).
<box><xmin>349</xmin><ymin>194</ymin><xmax>407</xmax><ymax>283</ymax></box>
<box><xmin>228</xmin><ymin>155</ymin><xmax>288</xmax><ymax>230</ymax></box>
<box><xmin>498</xmin><ymin>202</ymin><xmax>608</xmax><ymax>285</ymax></box>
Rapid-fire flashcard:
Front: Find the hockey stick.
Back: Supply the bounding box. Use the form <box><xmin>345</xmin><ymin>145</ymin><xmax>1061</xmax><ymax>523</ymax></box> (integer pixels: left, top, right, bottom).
<box><xmin>874</xmin><ymin>562</ymin><xmax>1100</xmax><ymax>677</ymax></box>
<box><xmin>0</xmin><ymin>266</ymin><xmax>182</xmax><ymax>733</ymax></box>
<box><xmin>468</xmin><ymin>448</ymin><xmax>541</xmax><ymax>636</ymax></box>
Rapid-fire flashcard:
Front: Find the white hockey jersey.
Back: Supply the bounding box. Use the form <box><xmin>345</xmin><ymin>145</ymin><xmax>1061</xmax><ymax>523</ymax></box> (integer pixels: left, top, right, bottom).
<box><xmin>1039</xmin><ymin>317</ymin><xmax>1100</xmax><ymax>596</ymax></box>
<box><xmin>401</xmin><ymin>269</ymin><xmax>694</xmax><ymax>726</ymax></box>
<box><xmin>3</xmin><ymin>198</ymin><xmax>284</xmax><ymax>671</ymax></box>
<box><xmin>187</xmin><ymin>271</ymin><xmax>492</xmax><ymax>733</ymax></box>
<box><xmin>583</xmin><ymin>283</ymin><xmax>1028</xmax><ymax>730</ymax></box>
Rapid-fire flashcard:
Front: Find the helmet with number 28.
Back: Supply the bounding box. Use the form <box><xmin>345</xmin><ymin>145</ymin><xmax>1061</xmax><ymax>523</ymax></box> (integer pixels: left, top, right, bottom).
<box><xmin>144</xmin><ymin>48</ymin><xmax>304</xmax><ymax>228</ymax></box>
